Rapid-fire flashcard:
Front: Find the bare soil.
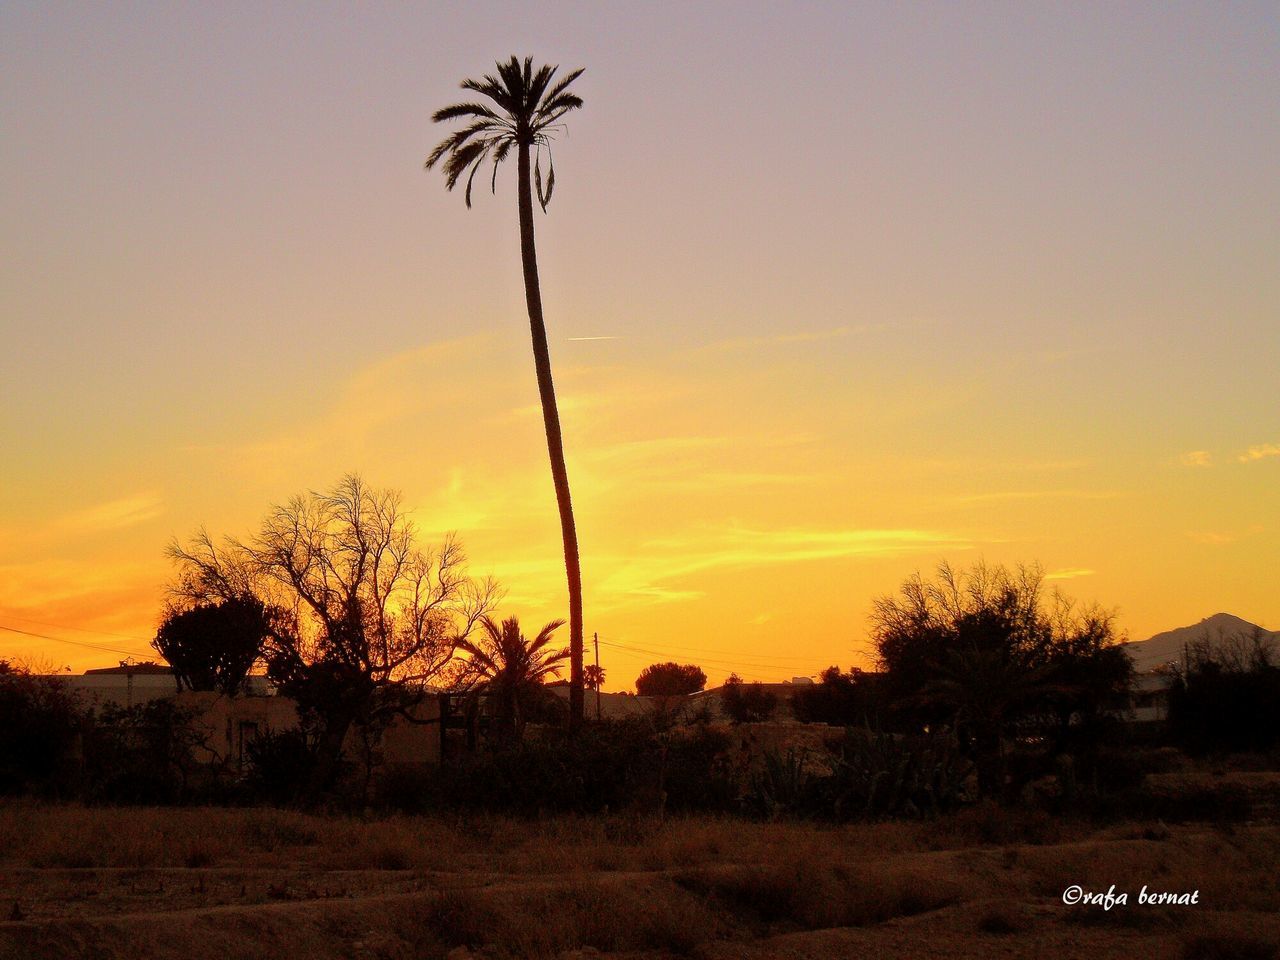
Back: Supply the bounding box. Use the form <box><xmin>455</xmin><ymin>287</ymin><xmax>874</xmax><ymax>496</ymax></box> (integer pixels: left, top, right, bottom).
<box><xmin>1</xmin><ymin>804</ymin><xmax>1278</xmax><ymax>959</ymax></box>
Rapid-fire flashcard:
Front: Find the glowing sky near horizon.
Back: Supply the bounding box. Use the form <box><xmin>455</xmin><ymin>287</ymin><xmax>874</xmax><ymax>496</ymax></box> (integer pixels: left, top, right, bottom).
<box><xmin>2</xmin><ymin>3</ymin><xmax>1278</xmax><ymax>687</ymax></box>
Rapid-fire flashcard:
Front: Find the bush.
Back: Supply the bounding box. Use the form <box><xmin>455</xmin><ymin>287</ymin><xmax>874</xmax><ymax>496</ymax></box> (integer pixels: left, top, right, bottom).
<box><xmin>742</xmin><ymin>729</ymin><xmax>971</xmax><ymax>821</ymax></box>
<box><xmin>722</xmin><ymin>675</ymin><xmax>777</xmax><ymax>724</ymax></box>
<box><xmin>0</xmin><ymin>662</ymin><xmax>85</xmax><ymax>796</ymax></box>
<box><xmin>243</xmin><ymin>729</ymin><xmax>324</xmax><ymax>805</ymax></box>
<box><xmin>81</xmin><ymin>700</ymin><xmax>206</xmax><ymax>804</ymax></box>
<box><xmin>1169</xmin><ymin>652</ymin><xmax>1280</xmax><ymax>755</ymax></box>
<box><xmin>395</xmin><ymin>717</ymin><xmax>736</xmax><ymax>816</ymax></box>
<box><xmin>823</xmin><ymin>729</ymin><xmax>971</xmax><ymax>819</ymax></box>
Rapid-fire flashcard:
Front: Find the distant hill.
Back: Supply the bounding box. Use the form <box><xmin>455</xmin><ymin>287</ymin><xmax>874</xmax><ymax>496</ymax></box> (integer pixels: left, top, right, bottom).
<box><xmin>1121</xmin><ymin>612</ymin><xmax>1279</xmax><ymax>672</ymax></box>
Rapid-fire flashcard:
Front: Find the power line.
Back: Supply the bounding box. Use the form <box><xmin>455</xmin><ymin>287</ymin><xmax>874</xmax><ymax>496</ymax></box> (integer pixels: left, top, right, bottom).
<box><xmin>595</xmin><ymin>637</ymin><xmax>821</xmax><ymax>674</ymax></box>
<box><xmin>594</xmin><ymin>633</ymin><xmax>826</xmax><ymax>666</ymax></box>
<box><xmin>0</xmin><ymin>613</ymin><xmax>153</xmax><ymax>644</ymax></box>
<box><xmin>0</xmin><ymin>624</ymin><xmax>151</xmax><ymax>659</ymax></box>
<box><xmin>600</xmin><ymin>632</ymin><xmax>831</xmax><ymax>665</ymax></box>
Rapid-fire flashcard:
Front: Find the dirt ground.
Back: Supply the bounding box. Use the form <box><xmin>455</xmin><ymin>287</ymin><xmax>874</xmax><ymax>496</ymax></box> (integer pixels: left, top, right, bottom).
<box><xmin>1</xmin><ymin>804</ymin><xmax>1278</xmax><ymax>959</ymax></box>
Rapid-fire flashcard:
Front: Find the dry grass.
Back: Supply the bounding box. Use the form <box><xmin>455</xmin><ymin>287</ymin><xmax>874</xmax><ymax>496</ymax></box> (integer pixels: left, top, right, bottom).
<box><xmin>2</xmin><ymin>802</ymin><xmax>1279</xmax><ymax>959</ymax></box>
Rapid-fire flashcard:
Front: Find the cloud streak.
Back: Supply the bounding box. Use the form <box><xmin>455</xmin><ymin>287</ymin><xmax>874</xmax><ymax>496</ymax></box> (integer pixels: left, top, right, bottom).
<box><xmin>1238</xmin><ymin>443</ymin><xmax>1280</xmax><ymax>463</ymax></box>
<box><xmin>57</xmin><ymin>494</ymin><xmax>165</xmax><ymax>534</ymax></box>
<box><xmin>595</xmin><ymin>525</ymin><xmax>971</xmax><ymax>608</ymax></box>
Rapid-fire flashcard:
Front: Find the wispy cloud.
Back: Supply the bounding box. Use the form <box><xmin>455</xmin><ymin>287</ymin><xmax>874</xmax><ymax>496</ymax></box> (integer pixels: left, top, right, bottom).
<box><xmin>566</xmin><ymin>336</ymin><xmax>620</xmax><ymax>342</ymax></box>
<box><xmin>595</xmin><ymin>526</ymin><xmax>971</xmax><ymax>609</ymax></box>
<box><xmin>57</xmin><ymin>494</ymin><xmax>164</xmax><ymax>534</ymax></box>
<box><xmin>1045</xmin><ymin>568</ymin><xmax>1095</xmax><ymax>581</ymax></box>
<box><xmin>1180</xmin><ymin>450</ymin><xmax>1213</xmax><ymax>467</ymax></box>
<box><xmin>952</xmin><ymin>489</ymin><xmax>1120</xmax><ymax>504</ymax></box>
<box><xmin>1238</xmin><ymin>443</ymin><xmax>1280</xmax><ymax>464</ymax></box>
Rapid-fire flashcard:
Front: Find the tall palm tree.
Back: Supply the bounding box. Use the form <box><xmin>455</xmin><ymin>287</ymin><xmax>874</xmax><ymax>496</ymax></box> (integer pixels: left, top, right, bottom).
<box><xmin>426</xmin><ymin>56</ymin><xmax>587</xmax><ymax>728</ymax></box>
<box><xmin>457</xmin><ymin>615</ymin><xmax>569</xmax><ymax>739</ymax></box>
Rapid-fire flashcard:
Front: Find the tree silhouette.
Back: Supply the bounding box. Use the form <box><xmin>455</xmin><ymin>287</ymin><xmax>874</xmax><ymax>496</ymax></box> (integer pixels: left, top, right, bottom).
<box><xmin>583</xmin><ymin>663</ymin><xmax>605</xmax><ymax>691</ymax></box>
<box><xmin>167</xmin><ymin>475</ymin><xmax>495</xmax><ymax>799</ymax></box>
<box><xmin>427</xmin><ymin>56</ymin><xmax>587</xmax><ymax>728</ymax></box>
<box><xmin>635</xmin><ymin>662</ymin><xmax>707</xmax><ymax>697</ymax></box>
<box><xmin>152</xmin><ymin>597</ymin><xmax>268</xmax><ymax>695</ymax></box>
<box><xmin>721</xmin><ymin>674</ymin><xmax>778</xmax><ymax>724</ymax></box>
<box><xmin>457</xmin><ymin>615</ymin><xmax>569</xmax><ymax>740</ymax></box>
<box><xmin>872</xmin><ymin>561</ymin><xmax>1130</xmax><ymax>797</ymax></box>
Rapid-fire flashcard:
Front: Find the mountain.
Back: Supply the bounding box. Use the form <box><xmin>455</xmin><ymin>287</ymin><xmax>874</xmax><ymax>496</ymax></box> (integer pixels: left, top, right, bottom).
<box><xmin>1121</xmin><ymin>613</ymin><xmax>1279</xmax><ymax>672</ymax></box>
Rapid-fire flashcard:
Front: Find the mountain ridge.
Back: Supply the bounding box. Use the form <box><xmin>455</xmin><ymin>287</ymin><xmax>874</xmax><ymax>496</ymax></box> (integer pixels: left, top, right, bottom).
<box><xmin>1122</xmin><ymin>612</ymin><xmax>1278</xmax><ymax>671</ymax></box>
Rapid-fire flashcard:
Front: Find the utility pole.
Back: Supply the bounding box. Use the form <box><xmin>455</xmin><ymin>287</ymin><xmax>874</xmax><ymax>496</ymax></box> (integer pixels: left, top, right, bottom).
<box><xmin>594</xmin><ymin>632</ymin><xmax>601</xmax><ymax>722</ymax></box>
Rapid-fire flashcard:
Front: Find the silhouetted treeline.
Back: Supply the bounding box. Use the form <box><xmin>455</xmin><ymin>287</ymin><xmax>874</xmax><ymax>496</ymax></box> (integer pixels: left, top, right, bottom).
<box><xmin>1168</xmin><ymin>630</ymin><xmax>1280</xmax><ymax>754</ymax></box>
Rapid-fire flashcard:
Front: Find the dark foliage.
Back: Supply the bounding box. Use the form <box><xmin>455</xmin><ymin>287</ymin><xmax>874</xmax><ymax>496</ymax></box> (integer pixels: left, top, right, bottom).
<box><xmin>455</xmin><ymin>615</ymin><xmax>569</xmax><ymax>740</ymax></box>
<box><xmin>394</xmin><ymin>717</ymin><xmax>735</xmax><ymax>816</ymax></box>
<box><xmin>1167</xmin><ymin>632</ymin><xmax>1280</xmax><ymax>755</ymax></box>
<box><xmin>81</xmin><ymin>700</ymin><xmax>208</xmax><ymax>804</ymax></box>
<box><xmin>243</xmin><ymin>729</ymin><xmax>325</xmax><ymax>805</ymax></box>
<box><xmin>636</xmin><ymin>662</ymin><xmax>708</xmax><ymax>698</ymax></box>
<box><xmin>721</xmin><ymin>674</ymin><xmax>778</xmax><ymax>724</ymax></box>
<box><xmin>0</xmin><ymin>661</ymin><xmax>85</xmax><ymax>796</ymax></box>
<box><xmin>790</xmin><ymin>667</ymin><xmax>886</xmax><ymax>727</ymax></box>
<box><xmin>742</xmin><ymin>729</ymin><xmax>971</xmax><ymax>821</ymax></box>
<box><xmin>153</xmin><ymin>596</ymin><xmax>268</xmax><ymax>695</ymax></box>
<box><xmin>871</xmin><ymin>561</ymin><xmax>1132</xmax><ymax>796</ymax></box>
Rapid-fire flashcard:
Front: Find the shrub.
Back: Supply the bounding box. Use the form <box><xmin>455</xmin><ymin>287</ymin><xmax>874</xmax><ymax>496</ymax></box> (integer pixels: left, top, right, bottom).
<box><xmin>413</xmin><ymin>717</ymin><xmax>736</xmax><ymax>816</ymax></box>
<box><xmin>722</xmin><ymin>675</ymin><xmax>778</xmax><ymax>724</ymax></box>
<box><xmin>0</xmin><ymin>662</ymin><xmax>85</xmax><ymax>796</ymax></box>
<box><xmin>243</xmin><ymin>729</ymin><xmax>324</xmax><ymax>805</ymax></box>
<box><xmin>741</xmin><ymin>749</ymin><xmax>821</xmax><ymax>820</ymax></box>
<box><xmin>81</xmin><ymin>700</ymin><xmax>206</xmax><ymax>804</ymax></box>
<box><xmin>823</xmin><ymin>728</ymin><xmax>971</xmax><ymax>819</ymax></box>
<box><xmin>743</xmin><ymin>730</ymin><xmax>971</xmax><ymax>821</ymax></box>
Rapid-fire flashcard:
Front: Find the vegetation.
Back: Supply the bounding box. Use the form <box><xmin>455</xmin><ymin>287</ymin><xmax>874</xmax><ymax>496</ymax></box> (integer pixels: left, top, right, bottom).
<box><xmin>455</xmin><ymin>615</ymin><xmax>569</xmax><ymax>740</ymax></box>
<box><xmin>791</xmin><ymin>666</ymin><xmax>885</xmax><ymax>726</ymax></box>
<box><xmin>0</xmin><ymin>661</ymin><xmax>83</xmax><ymax>796</ymax></box>
<box><xmin>427</xmin><ymin>56</ymin><xmax>589</xmax><ymax>727</ymax></box>
<box><xmin>152</xmin><ymin>596</ymin><xmax>269</xmax><ymax>695</ymax></box>
<box><xmin>1168</xmin><ymin>627</ymin><xmax>1280</xmax><ymax>754</ymax></box>
<box><xmin>635</xmin><ymin>661</ymin><xmax>708</xmax><ymax>697</ymax></box>
<box><xmin>721</xmin><ymin>673</ymin><xmax>778</xmax><ymax>723</ymax></box>
<box><xmin>166</xmin><ymin>474</ymin><xmax>496</xmax><ymax>799</ymax></box>
<box><xmin>871</xmin><ymin>560</ymin><xmax>1133</xmax><ymax>796</ymax></box>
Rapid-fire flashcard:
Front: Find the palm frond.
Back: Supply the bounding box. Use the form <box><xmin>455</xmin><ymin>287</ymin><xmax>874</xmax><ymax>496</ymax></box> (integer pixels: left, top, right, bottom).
<box><xmin>425</xmin><ymin>119</ymin><xmax>499</xmax><ymax>169</ymax></box>
<box><xmin>539</xmin><ymin>68</ymin><xmax>584</xmax><ymax>111</ymax></box>
<box><xmin>463</xmin><ymin>149</ymin><xmax>489</xmax><ymax>208</ymax></box>
<box><xmin>431</xmin><ymin>102</ymin><xmax>499</xmax><ymax>123</ymax></box>
<box><xmin>442</xmin><ymin>139</ymin><xmax>490</xmax><ymax>190</ymax></box>
<box><xmin>527</xmin><ymin>63</ymin><xmax>558</xmax><ymax>107</ymax></box>
<box><xmin>429</xmin><ymin>57</ymin><xmax>583</xmax><ymax>210</ymax></box>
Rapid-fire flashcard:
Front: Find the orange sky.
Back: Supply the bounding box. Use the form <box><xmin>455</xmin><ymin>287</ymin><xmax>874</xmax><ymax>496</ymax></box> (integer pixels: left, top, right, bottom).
<box><xmin>2</xmin><ymin>4</ymin><xmax>1278</xmax><ymax>688</ymax></box>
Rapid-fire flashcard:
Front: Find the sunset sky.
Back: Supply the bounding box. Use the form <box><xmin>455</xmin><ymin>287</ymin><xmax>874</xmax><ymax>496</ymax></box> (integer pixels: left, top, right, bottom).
<box><xmin>3</xmin><ymin>3</ymin><xmax>1277</xmax><ymax>687</ymax></box>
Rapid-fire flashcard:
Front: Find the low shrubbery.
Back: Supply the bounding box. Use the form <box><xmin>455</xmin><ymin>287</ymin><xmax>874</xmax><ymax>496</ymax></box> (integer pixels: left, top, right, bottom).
<box><xmin>402</xmin><ymin>717</ymin><xmax>737</xmax><ymax>816</ymax></box>
<box><xmin>742</xmin><ymin>729</ymin><xmax>971</xmax><ymax>821</ymax></box>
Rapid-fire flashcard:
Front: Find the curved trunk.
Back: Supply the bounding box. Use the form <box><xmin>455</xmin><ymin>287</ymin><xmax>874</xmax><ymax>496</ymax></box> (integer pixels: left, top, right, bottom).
<box><xmin>516</xmin><ymin>142</ymin><xmax>584</xmax><ymax>729</ymax></box>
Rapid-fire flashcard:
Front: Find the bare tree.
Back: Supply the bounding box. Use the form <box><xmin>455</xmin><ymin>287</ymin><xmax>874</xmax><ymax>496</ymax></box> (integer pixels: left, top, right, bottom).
<box><xmin>167</xmin><ymin>474</ymin><xmax>497</xmax><ymax>798</ymax></box>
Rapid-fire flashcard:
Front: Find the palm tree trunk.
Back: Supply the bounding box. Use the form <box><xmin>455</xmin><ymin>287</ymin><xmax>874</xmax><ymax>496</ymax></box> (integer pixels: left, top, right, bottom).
<box><xmin>516</xmin><ymin>142</ymin><xmax>584</xmax><ymax>729</ymax></box>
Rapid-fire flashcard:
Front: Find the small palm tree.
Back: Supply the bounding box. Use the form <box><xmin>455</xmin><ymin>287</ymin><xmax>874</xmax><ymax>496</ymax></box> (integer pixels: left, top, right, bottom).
<box><xmin>457</xmin><ymin>615</ymin><xmax>569</xmax><ymax>739</ymax></box>
<box><xmin>427</xmin><ymin>56</ymin><xmax>587</xmax><ymax>728</ymax></box>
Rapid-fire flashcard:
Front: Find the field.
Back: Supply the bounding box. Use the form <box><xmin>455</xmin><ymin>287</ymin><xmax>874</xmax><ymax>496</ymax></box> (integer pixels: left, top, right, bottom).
<box><xmin>2</xmin><ymin>797</ymin><xmax>1280</xmax><ymax>960</ymax></box>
